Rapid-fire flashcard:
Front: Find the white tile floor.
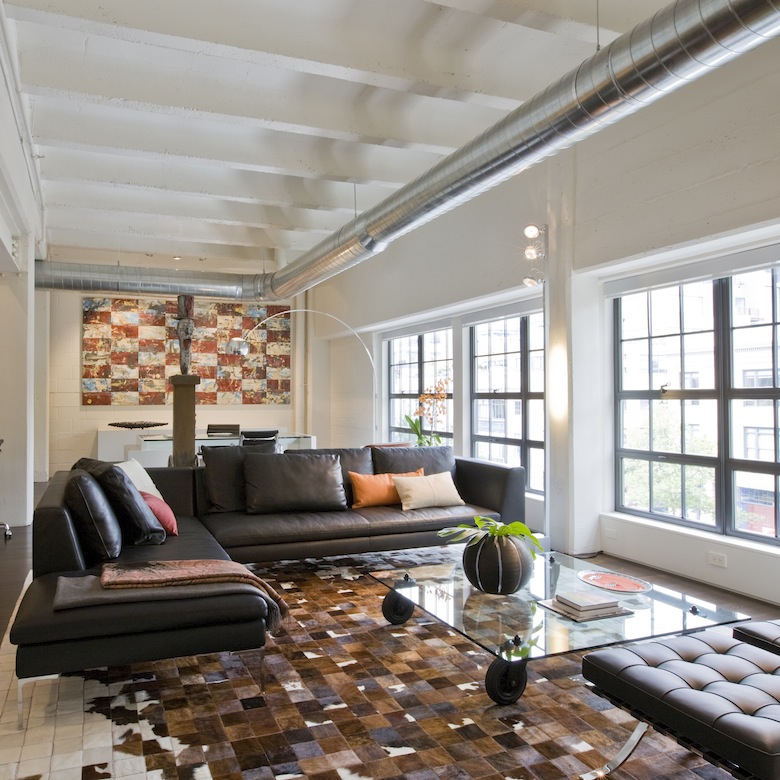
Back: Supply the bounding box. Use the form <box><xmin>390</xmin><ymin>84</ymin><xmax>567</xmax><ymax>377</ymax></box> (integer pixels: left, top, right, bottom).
<box><xmin>0</xmin><ymin>577</ymin><xmax>150</xmax><ymax>780</ymax></box>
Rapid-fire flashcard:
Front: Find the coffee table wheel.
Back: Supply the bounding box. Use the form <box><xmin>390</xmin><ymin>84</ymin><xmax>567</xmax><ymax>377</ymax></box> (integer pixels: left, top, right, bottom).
<box><xmin>382</xmin><ymin>591</ymin><xmax>415</xmax><ymax>625</ymax></box>
<box><xmin>485</xmin><ymin>658</ymin><xmax>528</xmax><ymax>704</ymax></box>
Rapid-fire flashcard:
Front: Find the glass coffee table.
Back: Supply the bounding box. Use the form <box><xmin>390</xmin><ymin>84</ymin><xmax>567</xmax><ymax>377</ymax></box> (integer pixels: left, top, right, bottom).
<box><xmin>369</xmin><ymin>549</ymin><xmax>748</xmax><ymax>704</ymax></box>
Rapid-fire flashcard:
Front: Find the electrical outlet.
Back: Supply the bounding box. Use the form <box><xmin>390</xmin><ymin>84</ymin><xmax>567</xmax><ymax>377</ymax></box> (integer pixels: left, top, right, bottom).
<box><xmin>707</xmin><ymin>551</ymin><xmax>727</xmax><ymax>568</ymax></box>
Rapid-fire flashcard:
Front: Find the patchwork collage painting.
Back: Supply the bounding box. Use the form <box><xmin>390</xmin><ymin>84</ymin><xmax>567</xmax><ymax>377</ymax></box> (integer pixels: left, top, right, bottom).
<box><xmin>81</xmin><ymin>297</ymin><xmax>291</xmax><ymax>406</ymax></box>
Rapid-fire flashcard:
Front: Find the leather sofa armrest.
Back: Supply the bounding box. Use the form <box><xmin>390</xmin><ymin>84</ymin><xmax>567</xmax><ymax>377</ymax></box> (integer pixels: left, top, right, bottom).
<box><xmin>32</xmin><ymin>471</ymin><xmax>88</xmax><ymax>578</ymax></box>
<box><xmin>146</xmin><ymin>467</ymin><xmax>197</xmax><ymax>517</ymax></box>
<box><xmin>454</xmin><ymin>458</ymin><xmax>528</xmax><ymax>527</ymax></box>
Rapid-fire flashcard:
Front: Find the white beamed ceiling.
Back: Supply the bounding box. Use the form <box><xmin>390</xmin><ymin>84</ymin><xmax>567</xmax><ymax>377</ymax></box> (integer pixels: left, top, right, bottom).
<box><xmin>5</xmin><ymin>0</ymin><xmax>670</xmax><ymax>274</ymax></box>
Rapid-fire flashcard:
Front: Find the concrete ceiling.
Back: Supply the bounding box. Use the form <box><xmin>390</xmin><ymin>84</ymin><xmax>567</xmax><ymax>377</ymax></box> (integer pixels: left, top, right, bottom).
<box><xmin>6</xmin><ymin>0</ymin><xmax>670</xmax><ymax>274</ymax></box>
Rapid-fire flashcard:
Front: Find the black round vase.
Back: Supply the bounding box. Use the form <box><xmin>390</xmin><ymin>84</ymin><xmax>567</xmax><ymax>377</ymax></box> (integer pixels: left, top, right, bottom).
<box><xmin>462</xmin><ymin>535</ymin><xmax>534</xmax><ymax>594</ymax></box>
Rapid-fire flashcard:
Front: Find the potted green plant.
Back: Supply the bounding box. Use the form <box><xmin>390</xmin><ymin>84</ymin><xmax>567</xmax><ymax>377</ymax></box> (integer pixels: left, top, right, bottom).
<box><xmin>438</xmin><ymin>515</ymin><xmax>544</xmax><ymax>594</ymax></box>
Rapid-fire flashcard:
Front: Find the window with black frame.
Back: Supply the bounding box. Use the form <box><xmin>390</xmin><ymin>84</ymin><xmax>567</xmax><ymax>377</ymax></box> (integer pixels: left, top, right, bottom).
<box><xmin>615</xmin><ymin>269</ymin><xmax>780</xmax><ymax>544</ymax></box>
<box><xmin>471</xmin><ymin>312</ymin><xmax>545</xmax><ymax>493</ymax></box>
<box><xmin>387</xmin><ymin>329</ymin><xmax>453</xmax><ymax>445</ymax></box>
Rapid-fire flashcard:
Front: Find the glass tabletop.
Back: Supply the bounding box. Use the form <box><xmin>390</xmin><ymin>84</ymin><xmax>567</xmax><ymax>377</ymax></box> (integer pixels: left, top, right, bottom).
<box><xmin>369</xmin><ymin>549</ymin><xmax>749</xmax><ymax>663</ymax></box>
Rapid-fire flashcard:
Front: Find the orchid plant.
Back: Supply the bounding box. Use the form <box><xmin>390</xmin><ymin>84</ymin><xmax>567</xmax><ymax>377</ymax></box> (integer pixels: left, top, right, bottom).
<box><xmin>405</xmin><ymin>377</ymin><xmax>449</xmax><ymax>446</ymax></box>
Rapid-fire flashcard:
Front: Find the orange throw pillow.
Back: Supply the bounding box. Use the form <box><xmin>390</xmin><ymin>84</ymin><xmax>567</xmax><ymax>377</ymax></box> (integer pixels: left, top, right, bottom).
<box><xmin>349</xmin><ymin>469</ymin><xmax>424</xmax><ymax>508</ymax></box>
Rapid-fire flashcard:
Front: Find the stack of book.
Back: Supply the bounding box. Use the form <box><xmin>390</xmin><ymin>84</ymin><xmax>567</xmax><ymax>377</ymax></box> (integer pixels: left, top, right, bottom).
<box><xmin>541</xmin><ymin>590</ymin><xmax>631</xmax><ymax>621</ymax></box>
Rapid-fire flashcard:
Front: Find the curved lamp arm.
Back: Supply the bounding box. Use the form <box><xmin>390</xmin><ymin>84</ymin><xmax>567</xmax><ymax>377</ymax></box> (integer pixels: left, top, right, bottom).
<box><xmin>227</xmin><ymin>307</ymin><xmax>378</xmax><ymax>438</ymax></box>
<box><xmin>226</xmin><ymin>307</ymin><xmax>376</xmax><ymax>380</ymax></box>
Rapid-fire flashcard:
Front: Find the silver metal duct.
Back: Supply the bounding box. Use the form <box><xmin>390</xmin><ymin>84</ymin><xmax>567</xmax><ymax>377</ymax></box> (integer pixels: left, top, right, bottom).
<box><xmin>35</xmin><ymin>262</ymin><xmax>266</xmax><ymax>301</ymax></box>
<box><xmin>36</xmin><ymin>0</ymin><xmax>780</xmax><ymax>301</ymax></box>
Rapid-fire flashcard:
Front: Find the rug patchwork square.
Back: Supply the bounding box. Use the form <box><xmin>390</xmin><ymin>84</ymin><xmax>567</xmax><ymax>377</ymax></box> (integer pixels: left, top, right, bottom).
<box><xmin>0</xmin><ymin>551</ymin><xmax>733</xmax><ymax>779</ymax></box>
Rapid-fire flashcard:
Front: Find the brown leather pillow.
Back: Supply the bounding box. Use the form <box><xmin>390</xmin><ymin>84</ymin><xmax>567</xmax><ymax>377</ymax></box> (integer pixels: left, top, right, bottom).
<box><xmin>244</xmin><ymin>453</ymin><xmax>348</xmax><ymax>514</ymax></box>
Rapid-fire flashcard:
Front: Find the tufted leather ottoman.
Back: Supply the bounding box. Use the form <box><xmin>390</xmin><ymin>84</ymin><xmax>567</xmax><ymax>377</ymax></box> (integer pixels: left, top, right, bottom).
<box><xmin>734</xmin><ymin>619</ymin><xmax>780</xmax><ymax>656</ymax></box>
<box><xmin>582</xmin><ymin>629</ymin><xmax>780</xmax><ymax>779</ymax></box>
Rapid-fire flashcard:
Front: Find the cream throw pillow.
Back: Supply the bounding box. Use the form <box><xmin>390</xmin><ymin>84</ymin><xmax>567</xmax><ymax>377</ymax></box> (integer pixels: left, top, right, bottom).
<box><xmin>392</xmin><ymin>471</ymin><xmax>465</xmax><ymax>511</ymax></box>
<box><xmin>117</xmin><ymin>459</ymin><xmax>164</xmax><ymax>501</ymax></box>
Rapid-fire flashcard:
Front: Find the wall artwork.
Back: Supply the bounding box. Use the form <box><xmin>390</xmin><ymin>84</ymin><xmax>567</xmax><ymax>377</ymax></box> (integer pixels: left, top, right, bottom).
<box><xmin>81</xmin><ymin>297</ymin><xmax>291</xmax><ymax>406</ymax></box>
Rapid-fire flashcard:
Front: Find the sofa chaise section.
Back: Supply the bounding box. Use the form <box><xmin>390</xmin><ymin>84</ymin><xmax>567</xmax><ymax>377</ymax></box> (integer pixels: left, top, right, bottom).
<box><xmin>11</xmin><ymin>465</ymin><xmax>273</xmax><ymax>685</ymax></box>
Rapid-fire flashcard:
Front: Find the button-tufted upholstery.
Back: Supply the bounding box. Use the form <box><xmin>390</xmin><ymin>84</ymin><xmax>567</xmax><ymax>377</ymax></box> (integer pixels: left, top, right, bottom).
<box><xmin>582</xmin><ymin>629</ymin><xmax>780</xmax><ymax>780</ymax></box>
<box><xmin>734</xmin><ymin>619</ymin><xmax>780</xmax><ymax>656</ymax></box>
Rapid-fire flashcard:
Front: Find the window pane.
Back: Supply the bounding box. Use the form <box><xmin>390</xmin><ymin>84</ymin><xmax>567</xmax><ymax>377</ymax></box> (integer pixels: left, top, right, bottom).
<box><xmin>652</xmin><ymin>461</ymin><xmax>681</xmax><ymax>517</ymax></box>
<box><xmin>528</xmin><ymin>312</ymin><xmax>544</xmax><ymax>350</ymax></box>
<box><xmin>621</xmin><ymin>293</ymin><xmax>648</xmax><ymax>340</ymax></box>
<box><xmin>652</xmin><ymin>399</ymin><xmax>681</xmax><ymax>453</ymax></box>
<box><xmin>474</xmin><ymin>441</ymin><xmax>524</xmax><ymax>469</ymax></box>
<box><xmin>423</xmin><ymin>329</ymin><xmax>452</xmax><ymax>362</ymax></box>
<box><xmin>529</xmin><ymin>351</ymin><xmax>544</xmax><ymax>392</ymax></box>
<box><xmin>683</xmin><ymin>399</ymin><xmax>717</xmax><ymax>456</ymax></box>
<box><xmin>470</xmin><ymin>312</ymin><xmax>544</xmax><ymax>489</ymax></box>
<box><xmin>621</xmin><ymin>399</ymin><xmax>649</xmax><ymax>450</ymax></box>
<box><xmin>651</xmin><ymin>287</ymin><xmax>680</xmax><ymax>336</ymax></box>
<box><xmin>391</xmin><ymin>363</ymin><xmax>418</xmax><ymax>394</ymax></box>
<box><xmin>527</xmin><ymin>399</ymin><xmax>544</xmax><ymax>441</ymax></box>
<box><xmin>683</xmin><ymin>465</ymin><xmax>716</xmax><ymax>525</ymax></box>
<box><xmin>621</xmin><ymin>339</ymin><xmax>649</xmax><ymax>390</ymax></box>
<box><xmin>652</xmin><ymin>336</ymin><xmax>681</xmax><ymax>390</ymax></box>
<box><xmin>506</xmin><ymin>399</ymin><xmax>523</xmax><ymax>439</ymax></box>
<box><xmin>734</xmin><ymin>470</ymin><xmax>776</xmax><ymax>537</ymax></box>
<box><xmin>621</xmin><ymin>458</ymin><xmax>649</xmax><ymax>511</ymax></box>
<box><xmin>730</xmin><ymin>399</ymin><xmax>775</xmax><ymax>461</ymax></box>
<box><xmin>389</xmin><ymin>398</ymin><xmax>418</xmax><ymax>428</ymax></box>
<box><xmin>682</xmin><ymin>332</ymin><xmax>714</xmax><ymax>389</ymax></box>
<box><xmin>391</xmin><ymin>336</ymin><xmax>417</xmax><ymax>364</ymax></box>
<box><xmin>682</xmin><ymin>281</ymin><xmax>713</xmax><ymax>332</ymax></box>
<box><xmin>732</xmin><ymin>269</ymin><xmax>773</xmax><ymax>326</ymax></box>
<box><xmin>528</xmin><ymin>447</ymin><xmax>544</xmax><ymax>492</ymax></box>
<box><xmin>732</xmin><ymin>325</ymin><xmax>773</xmax><ymax>388</ymax></box>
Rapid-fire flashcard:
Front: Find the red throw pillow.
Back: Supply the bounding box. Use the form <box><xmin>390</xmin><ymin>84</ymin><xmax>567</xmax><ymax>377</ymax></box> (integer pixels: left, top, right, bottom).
<box><xmin>140</xmin><ymin>491</ymin><xmax>178</xmax><ymax>536</ymax></box>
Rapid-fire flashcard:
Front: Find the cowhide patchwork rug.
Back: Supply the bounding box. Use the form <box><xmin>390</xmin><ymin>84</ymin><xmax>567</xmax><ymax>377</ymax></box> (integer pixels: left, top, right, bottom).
<box><xmin>0</xmin><ymin>548</ymin><xmax>732</xmax><ymax>780</ymax></box>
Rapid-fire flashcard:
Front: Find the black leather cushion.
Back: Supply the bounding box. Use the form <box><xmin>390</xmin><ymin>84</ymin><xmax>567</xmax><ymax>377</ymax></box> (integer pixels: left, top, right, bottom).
<box><xmin>86</xmin><ymin>462</ymin><xmax>166</xmax><ymax>545</ymax></box>
<box><xmin>733</xmin><ymin>620</ymin><xmax>780</xmax><ymax>655</ymax></box>
<box><xmin>371</xmin><ymin>445</ymin><xmax>456</xmax><ymax>477</ymax></box>
<box><xmin>582</xmin><ymin>630</ymin><xmax>780</xmax><ymax>780</ymax></box>
<box><xmin>287</xmin><ymin>447</ymin><xmax>373</xmax><ymax>506</ymax></box>
<box><xmin>244</xmin><ymin>453</ymin><xmax>348</xmax><ymax>514</ymax></box>
<box><xmin>201</xmin><ymin>444</ymin><xmax>275</xmax><ymax>512</ymax></box>
<box><xmin>63</xmin><ymin>469</ymin><xmax>123</xmax><ymax>561</ymax></box>
<box><xmin>201</xmin><ymin>445</ymin><xmax>246</xmax><ymax>512</ymax></box>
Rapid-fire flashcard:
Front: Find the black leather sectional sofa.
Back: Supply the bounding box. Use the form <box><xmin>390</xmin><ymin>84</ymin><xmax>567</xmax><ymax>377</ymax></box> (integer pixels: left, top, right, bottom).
<box><xmin>11</xmin><ymin>446</ymin><xmax>527</xmax><ymax>685</ymax></box>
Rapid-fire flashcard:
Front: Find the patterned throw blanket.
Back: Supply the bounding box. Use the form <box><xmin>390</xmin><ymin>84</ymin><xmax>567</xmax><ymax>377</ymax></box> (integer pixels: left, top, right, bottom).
<box><xmin>100</xmin><ymin>559</ymin><xmax>290</xmax><ymax>632</ymax></box>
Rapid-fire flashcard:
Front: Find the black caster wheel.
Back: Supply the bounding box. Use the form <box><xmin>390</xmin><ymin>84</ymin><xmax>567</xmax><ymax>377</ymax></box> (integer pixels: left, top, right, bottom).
<box><xmin>382</xmin><ymin>591</ymin><xmax>415</xmax><ymax>625</ymax></box>
<box><xmin>484</xmin><ymin>658</ymin><xmax>528</xmax><ymax>704</ymax></box>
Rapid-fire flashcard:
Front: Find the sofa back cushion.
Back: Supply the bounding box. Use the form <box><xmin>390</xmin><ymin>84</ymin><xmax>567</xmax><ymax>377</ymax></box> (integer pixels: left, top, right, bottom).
<box><xmin>287</xmin><ymin>447</ymin><xmax>373</xmax><ymax>506</ymax></box>
<box><xmin>371</xmin><ymin>445</ymin><xmax>456</xmax><ymax>477</ymax></box>
<box><xmin>64</xmin><ymin>469</ymin><xmax>123</xmax><ymax>561</ymax></box>
<box><xmin>244</xmin><ymin>453</ymin><xmax>348</xmax><ymax>514</ymax></box>
<box><xmin>201</xmin><ymin>443</ymin><xmax>275</xmax><ymax>512</ymax></box>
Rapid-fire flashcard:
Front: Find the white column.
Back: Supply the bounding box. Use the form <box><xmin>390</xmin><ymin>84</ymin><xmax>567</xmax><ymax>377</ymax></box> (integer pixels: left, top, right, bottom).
<box><xmin>33</xmin><ymin>289</ymin><xmax>50</xmax><ymax>480</ymax></box>
<box><xmin>0</xmin><ymin>236</ymin><xmax>35</xmax><ymax>526</ymax></box>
